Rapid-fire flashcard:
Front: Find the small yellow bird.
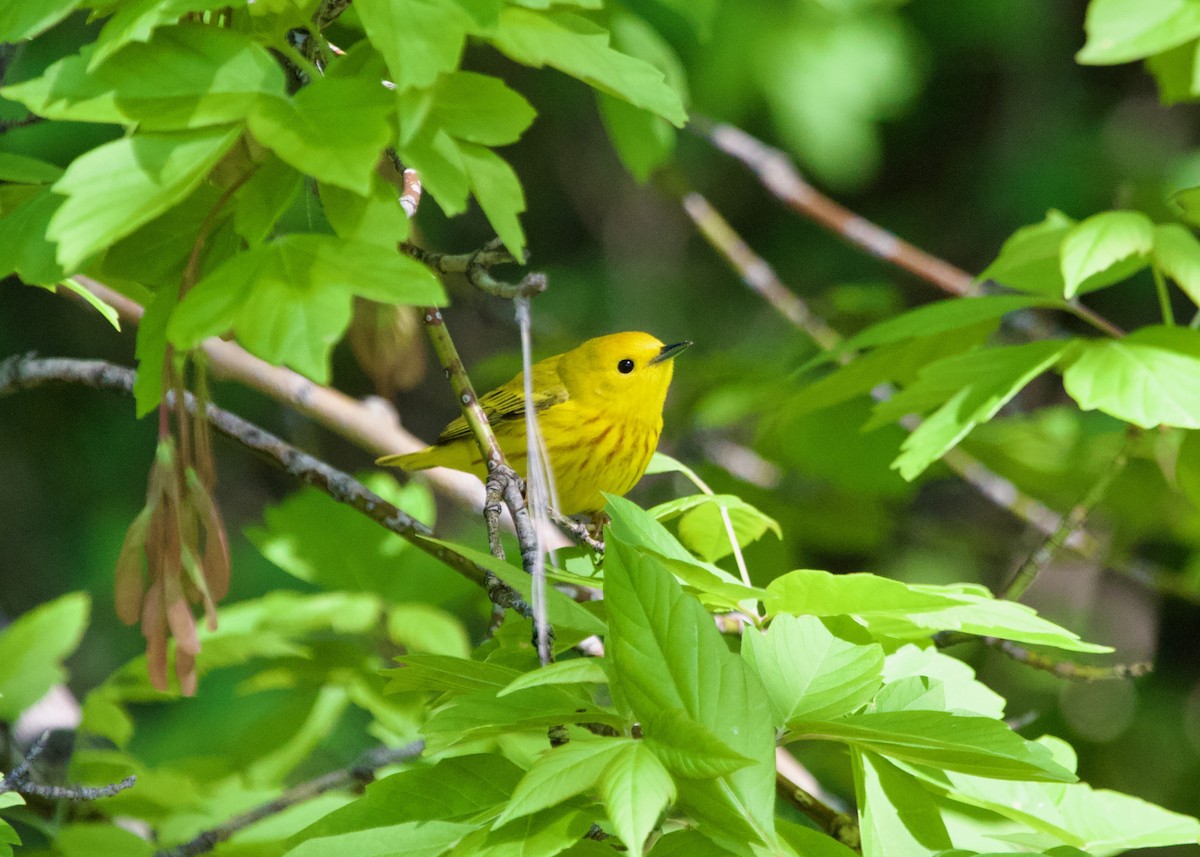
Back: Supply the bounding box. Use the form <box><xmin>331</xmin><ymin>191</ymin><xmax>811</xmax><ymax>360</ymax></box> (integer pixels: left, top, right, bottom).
<box><xmin>377</xmin><ymin>332</ymin><xmax>691</xmax><ymax>516</ymax></box>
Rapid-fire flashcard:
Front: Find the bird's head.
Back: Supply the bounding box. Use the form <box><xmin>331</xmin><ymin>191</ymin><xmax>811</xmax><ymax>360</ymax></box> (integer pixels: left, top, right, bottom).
<box><xmin>558</xmin><ymin>332</ymin><xmax>691</xmax><ymax>413</ymax></box>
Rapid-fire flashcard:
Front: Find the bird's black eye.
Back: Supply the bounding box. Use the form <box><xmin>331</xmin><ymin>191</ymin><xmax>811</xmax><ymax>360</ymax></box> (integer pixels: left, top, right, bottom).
<box><xmin>617</xmin><ymin>358</ymin><xmax>635</xmax><ymax>374</ymax></box>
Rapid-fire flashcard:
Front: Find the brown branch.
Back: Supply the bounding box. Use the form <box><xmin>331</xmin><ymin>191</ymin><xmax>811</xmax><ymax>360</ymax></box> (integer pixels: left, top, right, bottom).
<box><xmin>671</xmin><ymin>182</ymin><xmax>840</xmax><ymax>351</ymax></box>
<box><xmin>0</xmin><ymin>354</ymin><xmax>532</xmax><ymax>617</ymax></box>
<box><xmin>68</xmin><ymin>278</ymin><xmax>503</xmax><ymax>520</ymax></box>
<box><xmin>155</xmin><ymin>741</ymin><xmax>424</xmax><ymax>857</ymax></box>
<box><xmin>690</xmin><ymin>115</ymin><xmax>977</xmax><ymax>298</ymax></box>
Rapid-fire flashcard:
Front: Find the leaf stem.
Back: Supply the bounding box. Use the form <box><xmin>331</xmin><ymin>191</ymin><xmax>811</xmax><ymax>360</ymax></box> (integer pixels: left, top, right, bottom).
<box><xmin>1153</xmin><ymin>264</ymin><xmax>1176</xmax><ymax>327</ymax></box>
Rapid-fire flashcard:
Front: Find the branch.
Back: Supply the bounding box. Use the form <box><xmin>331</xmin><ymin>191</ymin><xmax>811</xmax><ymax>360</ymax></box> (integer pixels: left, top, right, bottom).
<box><xmin>987</xmin><ymin>638</ymin><xmax>1152</xmax><ymax>681</ymax></box>
<box><xmin>403</xmin><ymin>238</ymin><xmax>547</xmax><ymax>299</ymax></box>
<box><xmin>68</xmin><ymin>278</ymin><xmax>502</xmax><ymax>521</ymax></box>
<box><xmin>668</xmin><ymin>176</ymin><xmax>1097</xmax><ymax>564</ymax></box>
<box><xmin>1</xmin><ymin>733</ymin><xmax>136</xmax><ymax>801</ymax></box>
<box><xmin>155</xmin><ymin>741</ymin><xmax>424</xmax><ymax>857</ymax></box>
<box><xmin>0</xmin><ymin>354</ymin><xmax>532</xmax><ymax>617</ymax></box>
<box><xmin>0</xmin><ymin>114</ymin><xmax>45</xmax><ymax>134</ymax></box>
<box><xmin>1000</xmin><ymin>430</ymin><xmax>1137</xmax><ymax>602</ymax></box>
<box><xmin>774</xmin><ymin>769</ymin><xmax>860</xmax><ymax>852</ymax></box>
<box><xmin>671</xmin><ymin>181</ymin><xmax>840</xmax><ymax>351</ymax></box>
<box><xmin>401</xmin><ymin>169</ymin><xmax>553</xmax><ymax>657</ymax></box>
<box><xmin>690</xmin><ymin>115</ymin><xmax>977</xmax><ymax>297</ymax></box>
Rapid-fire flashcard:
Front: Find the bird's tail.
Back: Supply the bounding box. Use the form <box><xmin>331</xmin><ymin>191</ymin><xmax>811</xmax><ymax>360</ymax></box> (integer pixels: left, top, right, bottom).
<box><xmin>376</xmin><ymin>447</ymin><xmax>441</xmax><ymax>471</ymax></box>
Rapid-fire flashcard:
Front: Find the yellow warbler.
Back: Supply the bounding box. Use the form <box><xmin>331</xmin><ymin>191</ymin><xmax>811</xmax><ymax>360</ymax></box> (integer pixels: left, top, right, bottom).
<box><xmin>377</xmin><ymin>332</ymin><xmax>691</xmax><ymax>515</ymax></box>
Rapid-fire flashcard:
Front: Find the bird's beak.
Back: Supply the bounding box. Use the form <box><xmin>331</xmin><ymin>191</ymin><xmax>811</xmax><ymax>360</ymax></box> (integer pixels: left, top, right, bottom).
<box><xmin>650</xmin><ymin>340</ymin><xmax>692</xmax><ymax>364</ymax></box>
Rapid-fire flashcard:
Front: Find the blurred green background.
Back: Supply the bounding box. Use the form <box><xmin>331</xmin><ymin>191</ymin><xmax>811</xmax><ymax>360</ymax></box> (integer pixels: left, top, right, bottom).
<box><xmin>3</xmin><ymin>1</ymin><xmax>1199</xmax><ymax>852</ymax></box>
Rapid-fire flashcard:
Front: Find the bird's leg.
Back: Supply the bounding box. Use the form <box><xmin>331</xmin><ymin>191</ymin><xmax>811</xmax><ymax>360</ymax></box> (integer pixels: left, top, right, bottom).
<box><xmin>550</xmin><ymin>511</ymin><xmax>605</xmax><ymax>555</ymax></box>
<box><xmin>483</xmin><ymin>477</ymin><xmax>507</xmax><ymax>561</ymax></box>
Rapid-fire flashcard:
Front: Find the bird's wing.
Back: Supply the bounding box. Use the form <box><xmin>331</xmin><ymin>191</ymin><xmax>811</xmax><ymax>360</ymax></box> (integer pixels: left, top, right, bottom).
<box><xmin>434</xmin><ymin>359</ymin><xmax>568</xmax><ymax>444</ymax></box>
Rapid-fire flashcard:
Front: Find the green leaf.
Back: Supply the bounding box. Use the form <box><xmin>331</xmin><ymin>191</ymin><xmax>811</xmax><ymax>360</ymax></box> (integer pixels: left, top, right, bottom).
<box><xmin>1</xmin><ymin>26</ymin><xmax>285</xmax><ymax>130</ymax></box>
<box><xmin>650</xmin><ymin>493</ymin><xmax>781</xmax><ymax>562</ymax></box>
<box><xmin>1062</xmin><ymin>325</ymin><xmax>1200</xmax><ymax>429</ymax></box>
<box><xmin>233</xmin><ymin>155</ymin><xmax>303</xmax><ymax>246</ymax></box>
<box><xmin>385</xmin><ymin>653</ymin><xmax>519</xmax><ymax>694</ymax></box>
<box><xmin>286</xmin><ymin>821</ymin><xmax>473</xmax><ymax>857</ymax></box>
<box><xmin>0</xmin><ymin>592</ymin><xmax>89</xmax><ymax>720</ymax></box>
<box><xmin>785</xmin><ymin>323</ymin><xmax>997</xmax><ymax>418</ymax></box>
<box><xmin>1059</xmin><ymin>210</ymin><xmax>1154</xmax><ymax>298</ymax></box>
<box><xmin>904</xmin><ymin>737</ymin><xmax>1200</xmax><ymax>853</ymax></box>
<box><xmin>0</xmin><ymin>152</ymin><xmax>63</xmax><ymax>183</ymax></box>
<box><xmin>1154</xmin><ymin>223</ymin><xmax>1200</xmax><ymax>305</ymax></box>
<box><xmin>603</xmin><ymin>541</ymin><xmax>777</xmax><ymax>850</ymax></box>
<box><xmin>640</xmin><ymin>708</ymin><xmax>756</xmax><ymax>779</ymax></box>
<box><xmin>1176</xmin><ymin>429</ymin><xmax>1200</xmax><ymax>506</ymax></box>
<box><xmin>788</xmin><ymin>711</ymin><xmax>1076</xmax><ymax>782</ymax></box>
<box><xmin>87</xmin><ymin>0</ymin><xmax>238</xmax><ymax>69</ymax></box>
<box><xmin>854</xmin><ymin>750</ymin><xmax>952</xmax><ymax>857</ymax></box>
<box><xmin>458</xmin><ymin>142</ymin><xmax>526</xmax><ymax>260</ymax></box>
<box><xmin>432</xmin><ymin>71</ymin><xmax>536</xmax><ymax>146</ymax></box>
<box><xmin>421</xmin><ymin>685</ymin><xmax>623</xmax><ymax>749</ymax></box>
<box><xmin>168</xmin><ymin>235</ymin><xmax>445</xmax><ymax>381</ymax></box>
<box><xmin>491</xmin><ymin>9</ymin><xmax>687</xmax><ymax>126</ymax></box>
<box><xmin>843</xmin><ymin>296</ymin><xmax>1057</xmax><ymax>353</ymax></box>
<box><xmin>598</xmin><ymin>741</ymin><xmax>674</xmax><ymax>857</ymax></box>
<box><xmin>247</xmin><ymin>474</ymin><xmax>433</xmax><ymax>602</ymax></box>
<box><xmin>53</xmin><ymin>825</ymin><xmax>154</xmax><ymax>857</ymax></box>
<box><xmin>776</xmin><ymin>819</ymin><xmax>860</xmax><ymax>857</ymax></box>
<box><xmin>979</xmin><ymin>210</ymin><xmax>1076</xmax><ymax>297</ymax></box>
<box><xmin>289</xmin><ymin>754</ymin><xmax>525</xmax><ymax>850</ymax></box>
<box><xmin>48</xmin><ymin>125</ymin><xmax>240</xmax><ymax>271</ymax></box>
<box><xmin>1077</xmin><ymin>0</ymin><xmax>1200</xmax><ymax>65</ymax></box>
<box><xmin>1146</xmin><ymin>38</ymin><xmax>1200</xmax><ymax>104</ymax></box>
<box><xmin>496</xmin><ymin>738</ymin><xmax>620</xmax><ymax>824</ymax></box>
<box><xmin>649</xmin><ymin>830</ymin><xmax>737</xmax><ymax>857</ymax></box>
<box><xmin>884</xmin><ymin>341</ymin><xmax>1072</xmax><ymax>480</ymax></box>
<box><xmin>0</xmin><ymin>187</ymin><xmax>66</xmax><ymax>285</ymax></box>
<box><xmin>54</xmin><ymin>279</ymin><xmax>121</xmax><ymax>330</ymax></box>
<box><xmin>742</xmin><ymin>614</ymin><xmax>883</xmax><ymax>727</ymax></box>
<box><xmin>765</xmin><ymin>569</ymin><xmax>1110</xmax><ymax>653</ymax></box>
<box><xmin>386</xmin><ymin>603</ymin><xmax>469</xmax><ymax>657</ymax></box>
<box><xmin>248</xmin><ymin>78</ymin><xmax>394</xmax><ymax>194</ymax></box>
<box><xmin>604</xmin><ymin>495</ymin><xmax>761</xmax><ymax>613</ymax></box>
<box><xmin>424</xmin><ymin>537</ymin><xmax>607</xmax><ymax>639</ymax></box>
<box><xmin>596</xmin><ymin>10</ymin><xmax>685</xmax><ymax>180</ymax></box>
<box><xmin>497</xmin><ymin>657</ymin><xmax>608</xmax><ymax>696</ymax></box>
<box><xmin>0</xmin><ymin>0</ymin><xmax>78</xmax><ymax>41</ymax></box>
<box><xmin>883</xmin><ymin>646</ymin><xmax>1005</xmax><ymax>719</ymax></box>
<box><xmin>1173</xmin><ymin>184</ymin><xmax>1200</xmax><ymax>228</ymax></box>
<box><xmin>598</xmin><ymin>95</ymin><xmax>674</xmax><ymax>182</ymax></box>
<box><xmin>356</xmin><ymin>0</ymin><xmax>474</xmax><ymax>92</ymax></box>
<box><xmin>449</xmin><ymin>804</ymin><xmax>593</xmax><ymax>857</ymax></box>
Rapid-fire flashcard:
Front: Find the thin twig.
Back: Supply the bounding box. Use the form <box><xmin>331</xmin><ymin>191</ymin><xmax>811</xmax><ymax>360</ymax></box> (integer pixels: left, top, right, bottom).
<box><xmin>690</xmin><ymin>115</ymin><xmax>977</xmax><ymax>298</ymax></box>
<box><xmin>1000</xmin><ymin>429</ymin><xmax>1137</xmax><ymax>602</ymax></box>
<box><xmin>1</xmin><ymin>733</ymin><xmax>136</xmax><ymax>801</ymax></box>
<box><xmin>67</xmin><ymin>278</ymin><xmax>515</xmax><ymax>523</ymax></box>
<box><xmin>0</xmin><ymin>354</ymin><xmax>533</xmax><ymax>617</ymax></box>
<box><xmin>0</xmin><ymin>114</ymin><xmax>45</xmax><ymax>134</ymax></box>
<box><xmin>671</xmin><ymin>174</ymin><xmax>1096</xmax><ymax>562</ymax></box>
<box><xmin>774</xmin><ymin>770</ymin><xmax>860</xmax><ymax>852</ymax></box>
<box><xmin>400</xmin><ymin>170</ymin><xmax>548</xmax><ymax>635</ymax></box>
<box><xmin>155</xmin><ymin>741</ymin><xmax>424</xmax><ymax>857</ymax></box>
<box><xmin>669</xmin><ymin>180</ymin><xmax>839</xmax><ymax>350</ymax></box>
<box><xmin>403</xmin><ymin>239</ymin><xmax>546</xmax><ymax>299</ymax></box>
<box><xmin>988</xmin><ymin>639</ymin><xmax>1151</xmax><ymax>681</ymax></box>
